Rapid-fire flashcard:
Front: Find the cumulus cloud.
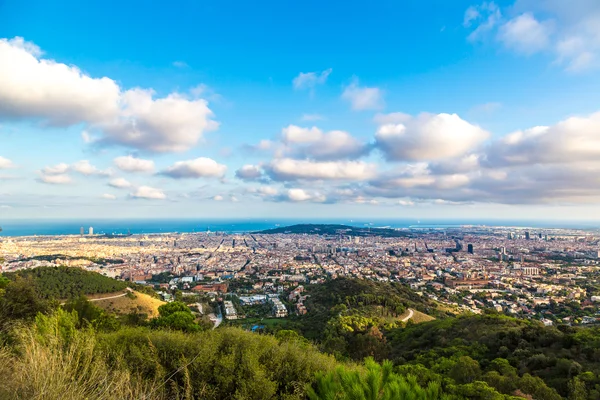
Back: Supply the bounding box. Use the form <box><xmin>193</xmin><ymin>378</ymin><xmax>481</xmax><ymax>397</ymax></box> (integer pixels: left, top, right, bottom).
<box><xmin>464</xmin><ymin>1</ymin><xmax>600</xmax><ymax>71</ymax></box>
<box><xmin>101</xmin><ymin>193</ymin><xmax>116</xmax><ymax>200</ymax></box>
<box><xmin>130</xmin><ymin>186</ymin><xmax>166</xmax><ymax>200</ymax></box>
<box><xmin>266</xmin><ymin>159</ymin><xmax>376</xmax><ymax>181</ymax></box>
<box><xmin>235</xmin><ymin>164</ymin><xmax>264</xmax><ymax>181</ymax></box>
<box><xmin>293</xmin><ymin>68</ymin><xmax>332</xmax><ymax>90</ymax></box>
<box><xmin>498</xmin><ymin>13</ymin><xmax>553</xmax><ymax>54</ymax></box>
<box><xmin>280</xmin><ymin>125</ymin><xmax>369</xmax><ymax>160</ymax></box>
<box><xmin>108</xmin><ymin>177</ymin><xmax>132</xmax><ymax>188</ymax></box>
<box><xmin>374</xmin><ymin>113</ymin><xmax>489</xmax><ymax>161</ymax></box>
<box><xmin>282</xmin><ymin>188</ymin><xmax>326</xmax><ymax>203</ymax></box>
<box><xmin>341</xmin><ymin>79</ymin><xmax>384</xmax><ymax>111</ymax></box>
<box><xmin>213</xmin><ymin>195</ymin><xmax>224</xmax><ymax>201</ymax></box>
<box><xmin>41</xmin><ymin>161</ymin><xmax>110</xmax><ymax>177</ymax></box>
<box><xmin>160</xmin><ymin>157</ymin><xmax>227</xmax><ymax>179</ymax></box>
<box><xmin>486</xmin><ymin>110</ymin><xmax>600</xmax><ymax>166</ymax></box>
<box><xmin>0</xmin><ymin>37</ymin><xmax>217</xmax><ymax>153</ymax></box>
<box><xmin>71</xmin><ymin>160</ymin><xmax>111</xmax><ymax>176</ymax></box>
<box><xmin>0</xmin><ymin>156</ymin><xmax>15</xmax><ymax>169</ymax></box>
<box><xmin>42</xmin><ymin>163</ymin><xmax>70</xmax><ymax>175</ymax></box>
<box><xmin>39</xmin><ymin>173</ymin><xmax>72</xmax><ymax>185</ymax></box>
<box><xmin>113</xmin><ymin>155</ymin><xmax>155</xmax><ymax>173</ymax></box>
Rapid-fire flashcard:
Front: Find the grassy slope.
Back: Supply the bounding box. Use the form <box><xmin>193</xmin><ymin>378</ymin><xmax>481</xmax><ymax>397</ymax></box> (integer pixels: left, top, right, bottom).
<box><xmin>92</xmin><ymin>290</ymin><xmax>165</xmax><ymax>318</ymax></box>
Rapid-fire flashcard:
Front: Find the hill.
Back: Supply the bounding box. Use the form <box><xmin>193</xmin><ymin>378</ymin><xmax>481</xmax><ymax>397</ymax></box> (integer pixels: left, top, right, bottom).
<box><xmin>91</xmin><ymin>290</ymin><xmax>165</xmax><ymax>318</ymax></box>
<box><xmin>256</xmin><ymin>223</ymin><xmax>412</xmax><ymax>237</ymax></box>
<box><xmin>4</xmin><ymin>266</ymin><xmax>128</xmax><ymax>299</ymax></box>
<box><xmin>294</xmin><ymin>278</ymin><xmax>441</xmax><ymax>361</ymax></box>
<box><xmin>386</xmin><ymin>313</ymin><xmax>600</xmax><ymax>399</ymax></box>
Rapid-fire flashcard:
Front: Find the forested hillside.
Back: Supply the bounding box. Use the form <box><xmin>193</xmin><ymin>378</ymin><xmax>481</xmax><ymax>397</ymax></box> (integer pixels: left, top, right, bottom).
<box><xmin>2</xmin><ymin>268</ymin><xmax>600</xmax><ymax>399</ymax></box>
<box><xmin>294</xmin><ymin>278</ymin><xmax>441</xmax><ymax>360</ymax></box>
<box><xmin>4</xmin><ymin>266</ymin><xmax>127</xmax><ymax>299</ymax></box>
<box><xmin>386</xmin><ymin>314</ymin><xmax>600</xmax><ymax>399</ymax></box>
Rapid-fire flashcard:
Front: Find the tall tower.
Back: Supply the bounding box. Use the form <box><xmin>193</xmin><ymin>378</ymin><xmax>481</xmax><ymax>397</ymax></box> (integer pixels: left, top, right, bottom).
<box><xmin>89</xmin><ymin>226</ymin><xmax>94</xmax><ymax>236</ymax></box>
<box><xmin>80</xmin><ymin>227</ymin><xmax>84</xmax><ymax>236</ymax></box>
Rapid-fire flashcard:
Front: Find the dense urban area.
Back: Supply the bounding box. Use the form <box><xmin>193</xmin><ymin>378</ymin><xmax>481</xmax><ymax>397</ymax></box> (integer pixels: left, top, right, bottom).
<box><xmin>3</xmin><ymin>224</ymin><xmax>600</xmax><ymax>327</ymax></box>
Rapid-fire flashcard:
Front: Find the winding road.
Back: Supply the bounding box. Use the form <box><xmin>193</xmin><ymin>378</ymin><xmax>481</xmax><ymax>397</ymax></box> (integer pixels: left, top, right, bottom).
<box><xmin>401</xmin><ymin>308</ymin><xmax>414</xmax><ymax>322</ymax></box>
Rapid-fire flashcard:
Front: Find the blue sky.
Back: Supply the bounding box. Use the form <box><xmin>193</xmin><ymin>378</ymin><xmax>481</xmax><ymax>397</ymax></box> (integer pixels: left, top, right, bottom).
<box><xmin>1</xmin><ymin>0</ymin><xmax>600</xmax><ymax>220</ymax></box>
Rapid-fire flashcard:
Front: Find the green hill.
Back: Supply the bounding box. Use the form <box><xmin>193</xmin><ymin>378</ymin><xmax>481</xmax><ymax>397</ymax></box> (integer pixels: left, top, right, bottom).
<box><xmin>294</xmin><ymin>278</ymin><xmax>440</xmax><ymax>361</ymax></box>
<box><xmin>3</xmin><ymin>268</ymin><xmax>600</xmax><ymax>399</ymax></box>
<box><xmin>256</xmin><ymin>223</ymin><xmax>412</xmax><ymax>237</ymax></box>
<box><xmin>387</xmin><ymin>313</ymin><xmax>600</xmax><ymax>399</ymax></box>
<box><xmin>4</xmin><ymin>266</ymin><xmax>127</xmax><ymax>299</ymax></box>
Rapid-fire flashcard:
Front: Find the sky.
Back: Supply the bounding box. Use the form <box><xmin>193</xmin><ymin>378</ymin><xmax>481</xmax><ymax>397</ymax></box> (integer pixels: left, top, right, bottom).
<box><xmin>1</xmin><ymin>0</ymin><xmax>600</xmax><ymax>221</ymax></box>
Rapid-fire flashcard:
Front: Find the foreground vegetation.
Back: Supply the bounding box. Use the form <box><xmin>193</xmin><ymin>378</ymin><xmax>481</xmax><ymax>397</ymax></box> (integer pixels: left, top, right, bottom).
<box><xmin>2</xmin><ymin>268</ymin><xmax>600</xmax><ymax>399</ymax></box>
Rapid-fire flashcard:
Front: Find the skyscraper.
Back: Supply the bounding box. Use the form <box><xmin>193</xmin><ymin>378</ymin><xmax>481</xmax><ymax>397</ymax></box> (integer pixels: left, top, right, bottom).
<box><xmin>89</xmin><ymin>226</ymin><xmax>94</xmax><ymax>235</ymax></box>
<box><xmin>80</xmin><ymin>226</ymin><xmax>84</xmax><ymax>236</ymax></box>
<box><xmin>467</xmin><ymin>244</ymin><xmax>474</xmax><ymax>254</ymax></box>
<box><xmin>525</xmin><ymin>231</ymin><xmax>530</xmax><ymax>240</ymax></box>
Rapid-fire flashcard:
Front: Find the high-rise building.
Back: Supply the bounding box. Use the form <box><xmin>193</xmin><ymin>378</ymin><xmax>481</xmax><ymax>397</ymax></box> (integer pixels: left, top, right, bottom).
<box><xmin>80</xmin><ymin>226</ymin><xmax>84</xmax><ymax>236</ymax></box>
<box><xmin>538</xmin><ymin>233</ymin><xmax>542</xmax><ymax>239</ymax></box>
<box><xmin>525</xmin><ymin>231</ymin><xmax>530</xmax><ymax>240</ymax></box>
<box><xmin>467</xmin><ymin>244</ymin><xmax>474</xmax><ymax>254</ymax></box>
<box><xmin>89</xmin><ymin>226</ymin><xmax>94</xmax><ymax>235</ymax></box>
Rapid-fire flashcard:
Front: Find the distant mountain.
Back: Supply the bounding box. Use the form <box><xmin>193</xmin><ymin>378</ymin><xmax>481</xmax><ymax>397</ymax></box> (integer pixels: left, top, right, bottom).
<box><xmin>255</xmin><ymin>223</ymin><xmax>412</xmax><ymax>237</ymax></box>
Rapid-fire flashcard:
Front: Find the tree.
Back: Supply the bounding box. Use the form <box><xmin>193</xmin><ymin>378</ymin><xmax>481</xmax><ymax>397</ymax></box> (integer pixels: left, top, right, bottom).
<box><xmin>150</xmin><ymin>301</ymin><xmax>203</xmax><ymax>332</ymax></box>
<box><xmin>0</xmin><ymin>277</ymin><xmax>53</xmax><ymax>330</ymax></box>
<box><xmin>449</xmin><ymin>356</ymin><xmax>481</xmax><ymax>384</ymax></box>
<box><xmin>568</xmin><ymin>377</ymin><xmax>587</xmax><ymax>400</ymax></box>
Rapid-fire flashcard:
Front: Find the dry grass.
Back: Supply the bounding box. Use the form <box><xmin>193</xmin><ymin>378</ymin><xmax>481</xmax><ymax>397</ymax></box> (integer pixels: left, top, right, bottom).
<box><xmin>0</xmin><ymin>311</ymin><xmax>164</xmax><ymax>400</ymax></box>
<box><xmin>408</xmin><ymin>310</ymin><xmax>435</xmax><ymax>323</ymax></box>
<box><xmin>93</xmin><ymin>290</ymin><xmax>165</xmax><ymax>318</ymax></box>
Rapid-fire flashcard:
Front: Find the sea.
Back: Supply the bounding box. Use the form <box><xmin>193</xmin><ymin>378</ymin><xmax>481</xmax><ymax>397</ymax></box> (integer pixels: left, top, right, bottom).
<box><xmin>1</xmin><ymin>218</ymin><xmax>600</xmax><ymax>237</ymax></box>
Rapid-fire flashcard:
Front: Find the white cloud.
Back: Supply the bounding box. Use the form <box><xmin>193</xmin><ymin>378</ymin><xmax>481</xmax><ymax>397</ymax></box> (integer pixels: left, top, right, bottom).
<box><xmin>282</xmin><ymin>125</ymin><xmax>323</xmax><ymax>144</ymax></box>
<box><xmin>161</xmin><ymin>157</ymin><xmax>227</xmax><ymax>179</ymax></box>
<box><xmin>398</xmin><ymin>199</ymin><xmax>415</xmax><ymax>206</ymax></box>
<box><xmin>108</xmin><ymin>177</ymin><xmax>132</xmax><ymax>188</ymax></box>
<box><xmin>267</xmin><ymin>159</ymin><xmax>376</xmax><ymax>181</ymax></box>
<box><xmin>465</xmin><ymin>2</ymin><xmax>600</xmax><ymax>71</ymax></box>
<box><xmin>71</xmin><ymin>160</ymin><xmax>111</xmax><ymax>176</ymax></box>
<box><xmin>293</xmin><ymin>68</ymin><xmax>332</xmax><ymax>90</ymax></box>
<box><xmin>130</xmin><ymin>186</ymin><xmax>166</xmax><ymax>200</ymax></box>
<box><xmin>39</xmin><ymin>173</ymin><xmax>72</xmax><ymax>185</ymax></box>
<box><xmin>375</xmin><ymin>112</ymin><xmax>489</xmax><ymax>161</ymax></box>
<box><xmin>113</xmin><ymin>155</ymin><xmax>155</xmax><ymax>173</ymax></box>
<box><xmin>465</xmin><ymin>2</ymin><xmax>502</xmax><ymax>41</ymax></box>
<box><xmin>213</xmin><ymin>195</ymin><xmax>224</xmax><ymax>201</ymax></box>
<box><xmin>280</xmin><ymin>125</ymin><xmax>369</xmax><ymax>160</ymax></box>
<box><xmin>0</xmin><ymin>156</ymin><xmax>15</xmax><ymax>169</ymax></box>
<box><xmin>101</xmin><ymin>193</ymin><xmax>116</xmax><ymax>200</ymax></box>
<box><xmin>498</xmin><ymin>13</ymin><xmax>553</xmax><ymax>54</ymax></box>
<box><xmin>42</xmin><ymin>161</ymin><xmax>109</xmax><ymax>177</ymax></box>
<box><xmin>0</xmin><ymin>37</ymin><xmax>218</xmax><ymax>153</ymax></box>
<box><xmin>235</xmin><ymin>164</ymin><xmax>263</xmax><ymax>181</ymax></box>
<box><xmin>487</xmin><ymin>110</ymin><xmax>600</xmax><ymax>166</ymax></box>
<box><xmin>284</xmin><ymin>188</ymin><xmax>326</xmax><ymax>203</ymax></box>
<box><xmin>41</xmin><ymin>163</ymin><xmax>70</xmax><ymax>175</ymax></box>
<box><xmin>341</xmin><ymin>78</ymin><xmax>384</xmax><ymax>111</ymax></box>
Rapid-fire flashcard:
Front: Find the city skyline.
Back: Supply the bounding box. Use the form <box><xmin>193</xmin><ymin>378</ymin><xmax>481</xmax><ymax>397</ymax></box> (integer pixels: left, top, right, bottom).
<box><xmin>2</xmin><ymin>0</ymin><xmax>600</xmax><ymax>220</ymax></box>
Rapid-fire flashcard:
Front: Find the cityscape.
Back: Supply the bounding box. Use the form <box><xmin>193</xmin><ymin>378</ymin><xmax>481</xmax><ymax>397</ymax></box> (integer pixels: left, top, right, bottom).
<box><xmin>3</xmin><ymin>0</ymin><xmax>600</xmax><ymax>398</ymax></box>
<box><xmin>3</xmin><ymin>223</ymin><xmax>600</xmax><ymax>327</ymax></box>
